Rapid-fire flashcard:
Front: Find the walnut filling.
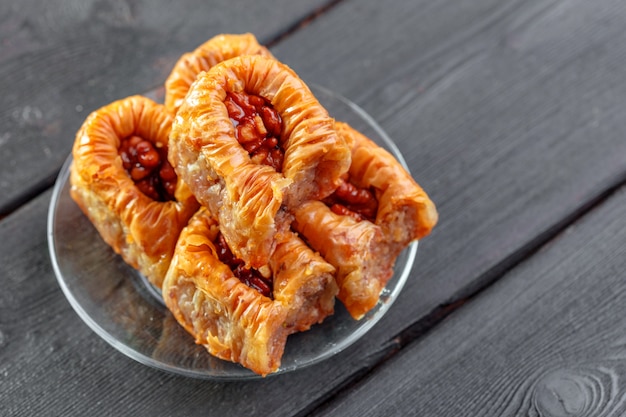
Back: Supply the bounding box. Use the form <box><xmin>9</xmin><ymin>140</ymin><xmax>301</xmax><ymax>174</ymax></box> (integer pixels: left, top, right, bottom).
<box><xmin>225</xmin><ymin>91</ymin><xmax>284</xmax><ymax>171</ymax></box>
<box><xmin>119</xmin><ymin>135</ymin><xmax>177</xmax><ymax>202</ymax></box>
<box><xmin>323</xmin><ymin>175</ymin><xmax>379</xmax><ymax>222</ymax></box>
<box><xmin>214</xmin><ymin>231</ymin><xmax>273</xmax><ymax>298</ymax></box>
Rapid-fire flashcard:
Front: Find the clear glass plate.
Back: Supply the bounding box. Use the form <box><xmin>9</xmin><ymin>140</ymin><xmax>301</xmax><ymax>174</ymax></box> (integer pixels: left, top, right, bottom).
<box><xmin>47</xmin><ymin>85</ymin><xmax>418</xmax><ymax>380</ymax></box>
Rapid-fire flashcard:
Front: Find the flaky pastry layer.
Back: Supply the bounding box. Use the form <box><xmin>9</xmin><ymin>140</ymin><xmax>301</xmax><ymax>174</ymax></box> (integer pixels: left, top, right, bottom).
<box><xmin>162</xmin><ymin>208</ymin><xmax>337</xmax><ymax>376</ymax></box>
<box><xmin>336</xmin><ymin>122</ymin><xmax>438</xmax><ymax>243</ymax></box>
<box><xmin>164</xmin><ymin>33</ymin><xmax>273</xmax><ymax>114</ymax></box>
<box><xmin>293</xmin><ymin>200</ymin><xmax>393</xmax><ymax>319</ymax></box>
<box><xmin>70</xmin><ymin>95</ymin><xmax>199</xmax><ymax>288</ymax></box>
<box><xmin>169</xmin><ymin>55</ymin><xmax>350</xmax><ymax>268</ymax></box>
<box><xmin>292</xmin><ymin>122</ymin><xmax>438</xmax><ymax>319</ymax></box>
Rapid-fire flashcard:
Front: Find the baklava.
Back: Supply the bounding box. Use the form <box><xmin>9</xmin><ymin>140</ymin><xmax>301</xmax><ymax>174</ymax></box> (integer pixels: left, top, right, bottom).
<box><xmin>162</xmin><ymin>208</ymin><xmax>337</xmax><ymax>376</ymax></box>
<box><xmin>169</xmin><ymin>55</ymin><xmax>351</xmax><ymax>269</ymax></box>
<box><xmin>292</xmin><ymin>122</ymin><xmax>438</xmax><ymax>319</ymax></box>
<box><xmin>70</xmin><ymin>95</ymin><xmax>199</xmax><ymax>288</ymax></box>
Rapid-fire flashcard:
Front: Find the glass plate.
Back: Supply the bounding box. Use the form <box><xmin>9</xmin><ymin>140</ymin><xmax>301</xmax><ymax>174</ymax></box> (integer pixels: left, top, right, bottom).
<box><xmin>47</xmin><ymin>85</ymin><xmax>418</xmax><ymax>380</ymax></box>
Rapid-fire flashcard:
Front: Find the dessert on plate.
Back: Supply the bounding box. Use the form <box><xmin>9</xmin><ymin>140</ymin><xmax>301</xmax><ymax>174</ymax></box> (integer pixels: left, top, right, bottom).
<box><xmin>67</xmin><ymin>33</ymin><xmax>438</xmax><ymax>376</ymax></box>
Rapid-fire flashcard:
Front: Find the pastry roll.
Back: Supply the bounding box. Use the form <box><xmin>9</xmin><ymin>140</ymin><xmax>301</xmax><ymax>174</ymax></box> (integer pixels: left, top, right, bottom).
<box><xmin>293</xmin><ymin>122</ymin><xmax>438</xmax><ymax>319</ymax></box>
<box><xmin>292</xmin><ymin>200</ymin><xmax>393</xmax><ymax>320</ymax></box>
<box><xmin>70</xmin><ymin>95</ymin><xmax>199</xmax><ymax>288</ymax></box>
<box><xmin>164</xmin><ymin>33</ymin><xmax>273</xmax><ymax>114</ymax></box>
<box><xmin>169</xmin><ymin>55</ymin><xmax>351</xmax><ymax>269</ymax></box>
<box><xmin>162</xmin><ymin>208</ymin><xmax>337</xmax><ymax>376</ymax></box>
<box><xmin>334</xmin><ymin>122</ymin><xmax>438</xmax><ymax>243</ymax></box>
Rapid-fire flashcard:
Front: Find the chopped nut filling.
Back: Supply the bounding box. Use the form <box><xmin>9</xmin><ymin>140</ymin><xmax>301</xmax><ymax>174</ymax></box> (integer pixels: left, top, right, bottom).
<box><xmin>225</xmin><ymin>91</ymin><xmax>284</xmax><ymax>171</ymax></box>
<box><xmin>214</xmin><ymin>232</ymin><xmax>273</xmax><ymax>298</ymax></box>
<box><xmin>324</xmin><ymin>176</ymin><xmax>378</xmax><ymax>222</ymax></box>
<box><xmin>119</xmin><ymin>135</ymin><xmax>177</xmax><ymax>202</ymax></box>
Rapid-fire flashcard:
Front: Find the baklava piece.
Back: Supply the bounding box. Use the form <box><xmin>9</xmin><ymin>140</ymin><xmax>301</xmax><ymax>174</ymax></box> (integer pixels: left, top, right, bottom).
<box><xmin>292</xmin><ymin>122</ymin><xmax>438</xmax><ymax>319</ymax></box>
<box><xmin>162</xmin><ymin>208</ymin><xmax>337</xmax><ymax>376</ymax></box>
<box><xmin>169</xmin><ymin>55</ymin><xmax>351</xmax><ymax>269</ymax></box>
<box><xmin>70</xmin><ymin>95</ymin><xmax>199</xmax><ymax>288</ymax></box>
<box><xmin>164</xmin><ymin>33</ymin><xmax>273</xmax><ymax>114</ymax></box>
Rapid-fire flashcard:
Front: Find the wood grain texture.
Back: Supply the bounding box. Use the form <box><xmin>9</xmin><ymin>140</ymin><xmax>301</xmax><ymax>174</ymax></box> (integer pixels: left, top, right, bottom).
<box><xmin>314</xmin><ymin>188</ymin><xmax>626</xmax><ymax>417</ymax></box>
<box><xmin>0</xmin><ymin>0</ymin><xmax>331</xmax><ymax>215</ymax></box>
<box><xmin>4</xmin><ymin>0</ymin><xmax>626</xmax><ymax>415</ymax></box>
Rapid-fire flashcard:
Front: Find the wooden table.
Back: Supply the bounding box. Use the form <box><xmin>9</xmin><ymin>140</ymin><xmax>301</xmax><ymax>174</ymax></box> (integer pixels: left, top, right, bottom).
<box><xmin>3</xmin><ymin>0</ymin><xmax>626</xmax><ymax>415</ymax></box>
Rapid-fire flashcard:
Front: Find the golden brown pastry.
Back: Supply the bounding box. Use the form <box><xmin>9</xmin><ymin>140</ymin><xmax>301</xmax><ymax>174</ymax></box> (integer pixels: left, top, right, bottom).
<box><xmin>292</xmin><ymin>201</ymin><xmax>391</xmax><ymax>320</ymax></box>
<box><xmin>169</xmin><ymin>55</ymin><xmax>351</xmax><ymax>269</ymax></box>
<box><xmin>164</xmin><ymin>33</ymin><xmax>273</xmax><ymax>114</ymax></box>
<box><xmin>162</xmin><ymin>208</ymin><xmax>337</xmax><ymax>376</ymax></box>
<box><xmin>335</xmin><ymin>122</ymin><xmax>438</xmax><ymax>242</ymax></box>
<box><xmin>70</xmin><ymin>95</ymin><xmax>199</xmax><ymax>288</ymax></box>
<box><xmin>292</xmin><ymin>122</ymin><xmax>438</xmax><ymax>319</ymax></box>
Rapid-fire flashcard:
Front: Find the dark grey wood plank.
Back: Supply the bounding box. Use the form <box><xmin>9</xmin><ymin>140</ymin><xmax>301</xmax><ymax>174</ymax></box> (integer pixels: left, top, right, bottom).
<box><xmin>0</xmin><ymin>0</ymin><xmax>332</xmax><ymax>215</ymax></box>
<box><xmin>4</xmin><ymin>0</ymin><xmax>626</xmax><ymax>416</ymax></box>
<box><xmin>314</xmin><ymin>190</ymin><xmax>626</xmax><ymax>417</ymax></box>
